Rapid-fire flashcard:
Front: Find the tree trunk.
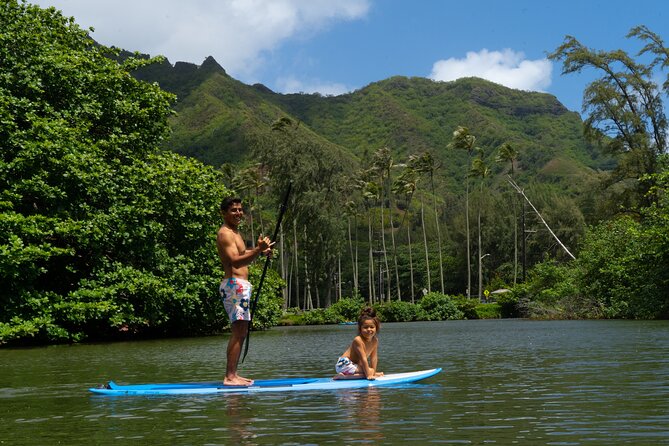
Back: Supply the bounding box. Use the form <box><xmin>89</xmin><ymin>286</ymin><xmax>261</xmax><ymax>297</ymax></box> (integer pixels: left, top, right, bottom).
<box><xmin>354</xmin><ymin>214</ymin><xmax>359</xmax><ymax>297</ymax></box>
<box><xmin>368</xmin><ymin>210</ymin><xmax>375</xmax><ymax>305</ymax></box>
<box><xmin>478</xmin><ymin>193</ymin><xmax>483</xmax><ymax>302</ymax></box>
<box><xmin>249</xmin><ymin>211</ymin><xmax>255</xmax><ymax>248</ymax></box>
<box><xmin>286</xmin><ymin>243</ymin><xmax>293</xmax><ymax>308</ymax></box>
<box><xmin>347</xmin><ymin>217</ymin><xmax>358</xmax><ymax>295</ymax></box>
<box><xmin>407</xmin><ymin>212</ymin><xmax>415</xmax><ymax>303</ymax></box>
<box><xmin>280</xmin><ymin>222</ymin><xmax>287</xmax><ymax>310</ymax></box>
<box><xmin>303</xmin><ymin>226</ymin><xmax>314</xmax><ymax>310</ymax></box>
<box><xmin>431</xmin><ymin>174</ymin><xmax>445</xmax><ymax>294</ymax></box>
<box><xmin>513</xmin><ymin>196</ymin><xmax>518</xmax><ymax>286</ymax></box>
<box><xmin>293</xmin><ymin>219</ymin><xmax>300</xmax><ymax>309</ymax></box>
<box><xmin>421</xmin><ymin>195</ymin><xmax>431</xmax><ymax>293</ymax></box>
<box><xmin>380</xmin><ymin>203</ymin><xmax>391</xmax><ymax>302</ymax></box>
<box><xmin>337</xmin><ymin>252</ymin><xmax>342</xmax><ymax>301</ymax></box>
<box><xmin>388</xmin><ymin>198</ymin><xmax>401</xmax><ymax>301</ymax></box>
<box><xmin>465</xmin><ymin>173</ymin><xmax>471</xmax><ymax>299</ymax></box>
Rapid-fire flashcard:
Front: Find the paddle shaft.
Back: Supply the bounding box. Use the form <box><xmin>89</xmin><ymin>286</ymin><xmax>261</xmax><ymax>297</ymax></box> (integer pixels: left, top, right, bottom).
<box><xmin>241</xmin><ymin>182</ymin><xmax>291</xmax><ymax>363</ymax></box>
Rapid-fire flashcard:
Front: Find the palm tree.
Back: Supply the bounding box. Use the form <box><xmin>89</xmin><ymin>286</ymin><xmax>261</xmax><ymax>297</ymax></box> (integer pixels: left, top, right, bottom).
<box><xmin>470</xmin><ymin>154</ymin><xmax>490</xmax><ymax>302</ymax></box>
<box><xmin>412</xmin><ymin>152</ymin><xmax>445</xmax><ymax>293</ymax></box>
<box><xmin>372</xmin><ymin>147</ymin><xmax>401</xmax><ymax>301</ymax></box>
<box><xmin>449</xmin><ymin>126</ymin><xmax>479</xmax><ymax>299</ymax></box>
<box><xmin>359</xmin><ymin>174</ymin><xmax>380</xmax><ymax>304</ymax></box>
<box><xmin>392</xmin><ymin>166</ymin><xmax>418</xmax><ymax>302</ymax></box>
<box><xmin>496</xmin><ymin>142</ymin><xmax>520</xmax><ymax>285</ymax></box>
<box><xmin>343</xmin><ymin>199</ymin><xmax>360</xmax><ymax>296</ymax></box>
<box><xmin>496</xmin><ymin>143</ymin><xmax>518</xmax><ymax>175</ymax></box>
<box><xmin>408</xmin><ymin>155</ymin><xmax>431</xmax><ymax>293</ymax></box>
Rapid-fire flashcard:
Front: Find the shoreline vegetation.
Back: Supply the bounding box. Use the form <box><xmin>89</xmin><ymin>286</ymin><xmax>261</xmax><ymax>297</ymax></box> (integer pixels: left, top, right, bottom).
<box><xmin>278</xmin><ymin>295</ymin><xmax>503</xmax><ymax>327</ymax></box>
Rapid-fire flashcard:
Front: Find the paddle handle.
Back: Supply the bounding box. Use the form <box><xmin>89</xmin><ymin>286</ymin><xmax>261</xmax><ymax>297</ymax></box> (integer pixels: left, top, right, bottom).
<box><xmin>241</xmin><ymin>182</ymin><xmax>292</xmax><ymax>363</ymax></box>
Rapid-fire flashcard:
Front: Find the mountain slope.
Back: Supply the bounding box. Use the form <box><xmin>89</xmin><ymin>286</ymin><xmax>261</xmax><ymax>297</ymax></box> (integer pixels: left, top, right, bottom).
<box><xmin>133</xmin><ymin>56</ymin><xmax>607</xmax><ymax>195</ymax></box>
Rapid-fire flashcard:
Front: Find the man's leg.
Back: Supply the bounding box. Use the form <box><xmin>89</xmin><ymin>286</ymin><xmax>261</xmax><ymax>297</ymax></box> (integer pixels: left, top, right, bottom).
<box><xmin>225</xmin><ymin>320</ymin><xmax>253</xmax><ymax>385</ymax></box>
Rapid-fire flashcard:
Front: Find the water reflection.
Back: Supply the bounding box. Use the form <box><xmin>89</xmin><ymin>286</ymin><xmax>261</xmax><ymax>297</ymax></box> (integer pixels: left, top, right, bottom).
<box><xmin>220</xmin><ymin>393</ymin><xmax>257</xmax><ymax>445</ymax></box>
<box><xmin>336</xmin><ymin>387</ymin><xmax>384</xmax><ymax>443</ymax></box>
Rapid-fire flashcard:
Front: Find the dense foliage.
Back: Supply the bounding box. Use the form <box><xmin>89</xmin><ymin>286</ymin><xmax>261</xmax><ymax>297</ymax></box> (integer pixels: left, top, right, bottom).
<box><xmin>512</xmin><ymin>163</ymin><xmax>669</xmax><ymax>319</ymax></box>
<box><xmin>285</xmin><ymin>294</ymin><xmax>497</xmax><ymax>326</ymax></box>
<box><xmin>0</xmin><ymin>1</ymin><xmax>267</xmax><ymax>345</ymax></box>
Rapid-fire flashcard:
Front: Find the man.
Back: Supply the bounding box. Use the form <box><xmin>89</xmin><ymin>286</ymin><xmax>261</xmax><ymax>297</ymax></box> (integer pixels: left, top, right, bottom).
<box><xmin>217</xmin><ymin>197</ymin><xmax>272</xmax><ymax>386</ymax></box>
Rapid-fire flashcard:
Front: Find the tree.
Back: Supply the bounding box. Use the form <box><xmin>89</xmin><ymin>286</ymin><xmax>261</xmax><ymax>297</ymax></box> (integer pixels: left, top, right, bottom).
<box><xmin>408</xmin><ymin>155</ymin><xmax>431</xmax><ymax>293</ymax></box>
<box><xmin>411</xmin><ymin>152</ymin><xmax>446</xmax><ymax>294</ymax></box>
<box><xmin>253</xmin><ymin>116</ymin><xmax>350</xmax><ymax>309</ymax></box>
<box><xmin>496</xmin><ymin>142</ymin><xmax>520</xmax><ymax>284</ymax></box>
<box><xmin>470</xmin><ymin>155</ymin><xmax>490</xmax><ymax>301</ymax></box>
<box><xmin>449</xmin><ymin>126</ymin><xmax>480</xmax><ymax>298</ymax></box>
<box><xmin>372</xmin><ymin>147</ymin><xmax>401</xmax><ymax>301</ymax></box>
<box><xmin>343</xmin><ymin>199</ymin><xmax>360</xmax><ymax>296</ymax></box>
<box><xmin>392</xmin><ymin>165</ymin><xmax>418</xmax><ymax>302</ymax></box>
<box><xmin>549</xmin><ymin>26</ymin><xmax>668</xmax><ymax>211</ymax></box>
<box><xmin>359</xmin><ymin>175</ymin><xmax>380</xmax><ymax>304</ymax></box>
<box><xmin>0</xmin><ymin>1</ymin><xmax>244</xmax><ymax>344</ymax></box>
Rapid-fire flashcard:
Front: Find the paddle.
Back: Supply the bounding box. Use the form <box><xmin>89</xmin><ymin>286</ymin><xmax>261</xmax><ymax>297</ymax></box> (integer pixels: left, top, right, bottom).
<box><xmin>241</xmin><ymin>182</ymin><xmax>292</xmax><ymax>363</ymax></box>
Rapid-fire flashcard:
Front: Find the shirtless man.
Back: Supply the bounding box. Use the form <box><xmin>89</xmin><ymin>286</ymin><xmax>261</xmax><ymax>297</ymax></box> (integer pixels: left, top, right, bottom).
<box><xmin>217</xmin><ymin>197</ymin><xmax>272</xmax><ymax>386</ymax></box>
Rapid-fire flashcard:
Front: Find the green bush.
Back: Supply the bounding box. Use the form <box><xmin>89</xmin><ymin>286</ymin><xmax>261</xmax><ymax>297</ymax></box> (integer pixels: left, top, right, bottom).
<box><xmin>300</xmin><ymin>307</ymin><xmax>343</xmax><ymax>325</ymax></box>
<box><xmin>496</xmin><ymin>292</ymin><xmax>520</xmax><ymax>318</ymax></box>
<box><xmin>418</xmin><ymin>292</ymin><xmax>464</xmax><ymax>320</ymax></box>
<box><xmin>573</xmin><ymin>215</ymin><xmax>669</xmax><ymax>319</ymax></box>
<box><xmin>375</xmin><ymin>300</ymin><xmax>427</xmax><ymax>322</ymax></box>
<box><xmin>329</xmin><ymin>297</ymin><xmax>365</xmax><ymax>321</ymax></box>
<box><xmin>453</xmin><ymin>296</ymin><xmax>479</xmax><ymax>319</ymax></box>
<box><xmin>475</xmin><ymin>303</ymin><xmax>502</xmax><ymax>319</ymax></box>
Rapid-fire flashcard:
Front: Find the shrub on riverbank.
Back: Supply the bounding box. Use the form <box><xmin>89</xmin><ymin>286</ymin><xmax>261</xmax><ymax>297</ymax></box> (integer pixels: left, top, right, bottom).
<box><xmin>280</xmin><ymin>293</ymin><xmax>473</xmax><ymax>325</ymax></box>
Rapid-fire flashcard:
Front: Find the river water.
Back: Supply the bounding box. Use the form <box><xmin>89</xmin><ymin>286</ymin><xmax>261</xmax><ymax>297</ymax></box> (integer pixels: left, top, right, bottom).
<box><xmin>1</xmin><ymin>319</ymin><xmax>668</xmax><ymax>445</ymax></box>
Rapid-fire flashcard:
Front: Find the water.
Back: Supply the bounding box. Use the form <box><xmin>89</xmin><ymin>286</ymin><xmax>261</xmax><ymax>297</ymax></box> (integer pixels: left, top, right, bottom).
<box><xmin>1</xmin><ymin>320</ymin><xmax>668</xmax><ymax>445</ymax></box>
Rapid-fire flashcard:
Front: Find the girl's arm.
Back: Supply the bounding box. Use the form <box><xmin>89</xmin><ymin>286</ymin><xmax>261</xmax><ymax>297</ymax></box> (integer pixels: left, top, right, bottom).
<box><xmin>351</xmin><ymin>338</ymin><xmax>376</xmax><ymax>379</ymax></box>
<box><xmin>369</xmin><ymin>339</ymin><xmax>383</xmax><ymax>377</ymax></box>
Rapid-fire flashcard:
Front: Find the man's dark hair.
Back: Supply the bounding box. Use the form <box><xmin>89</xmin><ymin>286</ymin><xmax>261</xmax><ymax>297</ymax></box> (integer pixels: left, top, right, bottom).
<box><xmin>220</xmin><ymin>196</ymin><xmax>242</xmax><ymax>212</ymax></box>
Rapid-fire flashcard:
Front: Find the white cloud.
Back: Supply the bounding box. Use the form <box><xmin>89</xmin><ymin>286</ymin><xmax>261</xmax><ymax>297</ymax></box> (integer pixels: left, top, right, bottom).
<box><xmin>276</xmin><ymin>76</ymin><xmax>350</xmax><ymax>96</ymax></box>
<box><xmin>30</xmin><ymin>0</ymin><xmax>370</xmax><ymax>78</ymax></box>
<box><xmin>429</xmin><ymin>49</ymin><xmax>552</xmax><ymax>92</ymax></box>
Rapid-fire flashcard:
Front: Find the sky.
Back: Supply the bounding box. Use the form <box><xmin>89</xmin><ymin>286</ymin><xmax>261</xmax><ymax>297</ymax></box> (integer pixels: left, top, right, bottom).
<box><xmin>30</xmin><ymin>0</ymin><xmax>668</xmax><ymax>113</ymax></box>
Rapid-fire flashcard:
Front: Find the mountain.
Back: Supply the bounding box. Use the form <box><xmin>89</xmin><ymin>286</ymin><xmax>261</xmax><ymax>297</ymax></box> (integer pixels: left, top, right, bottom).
<box><xmin>131</xmin><ymin>55</ymin><xmax>610</xmax><ymax>195</ymax></box>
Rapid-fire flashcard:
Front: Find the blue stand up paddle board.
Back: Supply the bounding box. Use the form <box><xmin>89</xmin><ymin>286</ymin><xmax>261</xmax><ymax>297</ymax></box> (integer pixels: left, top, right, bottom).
<box><xmin>88</xmin><ymin>368</ymin><xmax>441</xmax><ymax>396</ymax></box>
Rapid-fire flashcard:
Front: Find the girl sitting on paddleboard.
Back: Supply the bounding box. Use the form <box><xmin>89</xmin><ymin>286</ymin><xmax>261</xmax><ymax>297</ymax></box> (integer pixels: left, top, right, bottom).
<box><xmin>334</xmin><ymin>307</ymin><xmax>384</xmax><ymax>380</ymax></box>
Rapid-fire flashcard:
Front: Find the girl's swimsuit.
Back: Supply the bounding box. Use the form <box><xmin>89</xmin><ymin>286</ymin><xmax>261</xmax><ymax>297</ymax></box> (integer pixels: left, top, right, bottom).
<box><xmin>219</xmin><ymin>277</ymin><xmax>252</xmax><ymax>322</ymax></box>
<box><xmin>335</xmin><ymin>356</ymin><xmax>359</xmax><ymax>375</ymax></box>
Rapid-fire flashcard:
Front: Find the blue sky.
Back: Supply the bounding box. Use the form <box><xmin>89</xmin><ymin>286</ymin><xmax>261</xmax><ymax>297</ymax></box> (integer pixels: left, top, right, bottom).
<box><xmin>31</xmin><ymin>0</ymin><xmax>668</xmax><ymax>113</ymax></box>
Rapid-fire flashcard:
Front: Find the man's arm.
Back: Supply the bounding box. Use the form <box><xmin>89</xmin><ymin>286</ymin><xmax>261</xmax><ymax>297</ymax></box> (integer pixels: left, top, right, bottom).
<box><xmin>217</xmin><ymin>230</ymin><xmax>271</xmax><ymax>268</ymax></box>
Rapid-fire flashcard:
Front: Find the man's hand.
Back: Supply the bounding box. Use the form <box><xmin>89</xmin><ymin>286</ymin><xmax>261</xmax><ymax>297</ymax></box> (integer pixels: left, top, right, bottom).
<box><xmin>256</xmin><ymin>235</ymin><xmax>275</xmax><ymax>257</ymax></box>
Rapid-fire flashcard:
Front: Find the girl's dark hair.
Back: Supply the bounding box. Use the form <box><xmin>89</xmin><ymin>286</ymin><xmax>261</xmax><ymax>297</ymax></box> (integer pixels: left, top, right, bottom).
<box><xmin>358</xmin><ymin>307</ymin><xmax>381</xmax><ymax>333</ymax></box>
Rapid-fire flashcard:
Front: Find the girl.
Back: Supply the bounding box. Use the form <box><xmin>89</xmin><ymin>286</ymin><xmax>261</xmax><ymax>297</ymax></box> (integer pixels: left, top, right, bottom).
<box><xmin>334</xmin><ymin>307</ymin><xmax>384</xmax><ymax>380</ymax></box>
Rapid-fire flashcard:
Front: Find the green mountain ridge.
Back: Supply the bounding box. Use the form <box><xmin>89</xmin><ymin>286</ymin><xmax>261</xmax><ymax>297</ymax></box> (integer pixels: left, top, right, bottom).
<box><xmin>132</xmin><ymin>55</ymin><xmax>609</xmax><ymax>197</ymax></box>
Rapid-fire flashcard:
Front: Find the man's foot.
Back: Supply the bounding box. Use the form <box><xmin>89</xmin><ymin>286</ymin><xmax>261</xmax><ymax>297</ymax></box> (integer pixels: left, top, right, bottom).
<box><xmin>223</xmin><ymin>375</ymin><xmax>254</xmax><ymax>386</ymax></box>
